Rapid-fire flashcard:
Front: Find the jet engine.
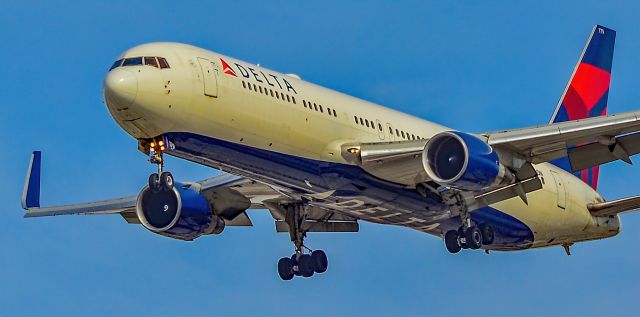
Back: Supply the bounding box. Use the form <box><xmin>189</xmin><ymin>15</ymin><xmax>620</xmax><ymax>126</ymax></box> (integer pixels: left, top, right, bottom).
<box><xmin>422</xmin><ymin>131</ymin><xmax>514</xmax><ymax>191</ymax></box>
<box><xmin>136</xmin><ymin>182</ymin><xmax>225</xmax><ymax>241</ymax></box>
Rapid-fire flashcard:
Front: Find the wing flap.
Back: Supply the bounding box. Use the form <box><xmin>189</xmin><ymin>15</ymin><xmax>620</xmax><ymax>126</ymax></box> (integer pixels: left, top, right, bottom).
<box><xmin>568</xmin><ymin>132</ymin><xmax>640</xmax><ymax>171</ymax></box>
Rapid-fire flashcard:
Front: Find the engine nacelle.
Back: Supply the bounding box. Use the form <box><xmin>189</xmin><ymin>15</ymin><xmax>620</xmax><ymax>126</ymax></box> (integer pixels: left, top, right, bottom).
<box><xmin>136</xmin><ymin>182</ymin><xmax>224</xmax><ymax>241</ymax></box>
<box><xmin>422</xmin><ymin>131</ymin><xmax>513</xmax><ymax>191</ymax></box>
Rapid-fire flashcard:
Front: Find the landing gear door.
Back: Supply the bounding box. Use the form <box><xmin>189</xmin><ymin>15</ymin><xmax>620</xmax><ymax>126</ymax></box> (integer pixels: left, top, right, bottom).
<box><xmin>197</xmin><ymin>57</ymin><xmax>218</xmax><ymax>97</ymax></box>
<box><xmin>550</xmin><ymin>170</ymin><xmax>567</xmax><ymax>209</ymax></box>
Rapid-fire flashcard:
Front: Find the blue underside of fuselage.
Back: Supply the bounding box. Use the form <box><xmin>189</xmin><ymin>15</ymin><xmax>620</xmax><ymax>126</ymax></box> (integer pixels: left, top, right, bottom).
<box><xmin>164</xmin><ymin>132</ymin><xmax>534</xmax><ymax>251</ymax></box>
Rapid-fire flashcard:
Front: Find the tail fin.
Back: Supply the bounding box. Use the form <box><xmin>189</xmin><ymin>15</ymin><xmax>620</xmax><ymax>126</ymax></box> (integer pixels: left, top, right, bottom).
<box><xmin>550</xmin><ymin>25</ymin><xmax>616</xmax><ymax>190</ymax></box>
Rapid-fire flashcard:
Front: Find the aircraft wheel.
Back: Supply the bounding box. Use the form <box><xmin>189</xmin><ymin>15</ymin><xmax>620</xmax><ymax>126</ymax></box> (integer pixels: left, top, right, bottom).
<box><xmin>480</xmin><ymin>223</ymin><xmax>495</xmax><ymax>245</ymax></box>
<box><xmin>149</xmin><ymin>173</ymin><xmax>161</xmax><ymax>193</ymax></box>
<box><xmin>160</xmin><ymin>172</ymin><xmax>174</xmax><ymax>190</ymax></box>
<box><xmin>311</xmin><ymin>250</ymin><xmax>328</xmax><ymax>273</ymax></box>
<box><xmin>444</xmin><ymin>230</ymin><xmax>462</xmax><ymax>253</ymax></box>
<box><xmin>278</xmin><ymin>257</ymin><xmax>295</xmax><ymax>281</ymax></box>
<box><xmin>465</xmin><ymin>226</ymin><xmax>483</xmax><ymax>250</ymax></box>
<box><xmin>297</xmin><ymin>254</ymin><xmax>315</xmax><ymax>277</ymax></box>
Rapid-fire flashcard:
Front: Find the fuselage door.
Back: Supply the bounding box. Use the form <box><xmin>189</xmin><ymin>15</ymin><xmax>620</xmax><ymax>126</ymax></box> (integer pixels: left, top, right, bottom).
<box><xmin>376</xmin><ymin>119</ymin><xmax>385</xmax><ymax>140</ymax></box>
<box><xmin>197</xmin><ymin>57</ymin><xmax>218</xmax><ymax>97</ymax></box>
<box><xmin>550</xmin><ymin>170</ymin><xmax>567</xmax><ymax>209</ymax></box>
<box><xmin>386</xmin><ymin>123</ymin><xmax>396</xmax><ymax>141</ymax></box>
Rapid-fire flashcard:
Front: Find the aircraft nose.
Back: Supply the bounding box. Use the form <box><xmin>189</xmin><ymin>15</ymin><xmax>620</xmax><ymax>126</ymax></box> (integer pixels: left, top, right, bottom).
<box><xmin>103</xmin><ymin>68</ymin><xmax>138</xmax><ymax>107</ymax></box>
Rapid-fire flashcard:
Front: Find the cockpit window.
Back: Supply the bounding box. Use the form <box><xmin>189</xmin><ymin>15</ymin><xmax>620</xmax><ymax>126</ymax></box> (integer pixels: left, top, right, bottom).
<box><xmin>122</xmin><ymin>57</ymin><xmax>143</xmax><ymax>66</ymax></box>
<box><xmin>157</xmin><ymin>57</ymin><xmax>170</xmax><ymax>69</ymax></box>
<box><xmin>109</xmin><ymin>56</ymin><xmax>170</xmax><ymax>71</ymax></box>
<box><xmin>144</xmin><ymin>57</ymin><xmax>158</xmax><ymax>68</ymax></box>
<box><xmin>109</xmin><ymin>59</ymin><xmax>123</xmax><ymax>71</ymax></box>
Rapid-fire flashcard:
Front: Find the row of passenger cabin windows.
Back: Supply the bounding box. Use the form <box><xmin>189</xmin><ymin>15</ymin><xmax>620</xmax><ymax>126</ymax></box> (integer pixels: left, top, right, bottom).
<box><xmin>303</xmin><ymin>100</ymin><xmax>338</xmax><ymax>117</ymax></box>
<box><xmin>242</xmin><ymin>81</ymin><xmax>297</xmax><ymax>104</ymax></box>
<box><xmin>109</xmin><ymin>56</ymin><xmax>170</xmax><ymax>71</ymax></box>
<box><xmin>353</xmin><ymin>115</ymin><xmax>423</xmax><ymax>140</ymax></box>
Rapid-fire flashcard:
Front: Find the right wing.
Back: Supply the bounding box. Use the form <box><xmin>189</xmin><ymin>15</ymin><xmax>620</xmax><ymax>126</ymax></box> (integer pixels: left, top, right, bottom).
<box><xmin>485</xmin><ymin>110</ymin><xmax>640</xmax><ymax>169</ymax></box>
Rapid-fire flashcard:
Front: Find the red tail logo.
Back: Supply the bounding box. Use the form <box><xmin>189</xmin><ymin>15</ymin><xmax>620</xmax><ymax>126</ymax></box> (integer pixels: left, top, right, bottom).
<box><xmin>220</xmin><ymin>58</ymin><xmax>237</xmax><ymax>77</ymax></box>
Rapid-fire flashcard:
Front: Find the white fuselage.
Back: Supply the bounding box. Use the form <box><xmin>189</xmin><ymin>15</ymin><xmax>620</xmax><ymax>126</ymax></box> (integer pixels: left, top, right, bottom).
<box><xmin>103</xmin><ymin>42</ymin><xmax>620</xmax><ymax>250</ymax></box>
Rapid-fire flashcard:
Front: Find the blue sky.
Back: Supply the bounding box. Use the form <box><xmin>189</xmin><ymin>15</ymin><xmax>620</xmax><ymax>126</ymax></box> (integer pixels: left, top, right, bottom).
<box><xmin>1</xmin><ymin>1</ymin><xmax>640</xmax><ymax>316</ymax></box>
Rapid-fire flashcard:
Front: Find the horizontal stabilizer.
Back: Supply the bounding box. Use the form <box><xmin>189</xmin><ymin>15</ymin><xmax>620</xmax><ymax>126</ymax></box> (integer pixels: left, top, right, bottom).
<box><xmin>587</xmin><ymin>196</ymin><xmax>640</xmax><ymax>217</ymax></box>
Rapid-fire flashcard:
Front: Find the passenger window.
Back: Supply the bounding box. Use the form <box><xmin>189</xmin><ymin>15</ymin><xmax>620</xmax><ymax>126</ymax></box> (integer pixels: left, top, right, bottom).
<box><xmin>396</xmin><ymin>129</ymin><xmax>400</xmax><ymax>136</ymax></box>
<box><xmin>319</xmin><ymin>105</ymin><xmax>323</xmax><ymax>113</ymax></box>
<box><xmin>389</xmin><ymin>127</ymin><xmax>393</xmax><ymax>134</ymax></box>
<box><xmin>242</xmin><ymin>81</ymin><xmax>246</xmax><ymax>88</ymax></box>
<box><xmin>378</xmin><ymin>123</ymin><xmax>383</xmax><ymax>131</ymax></box>
<box><xmin>292</xmin><ymin>96</ymin><xmax>296</xmax><ymax>104</ymax></box>
<box><xmin>259</xmin><ymin>86</ymin><xmax>263</xmax><ymax>93</ymax></box>
<box><xmin>286</xmin><ymin>95</ymin><xmax>290</xmax><ymax>102</ymax></box>
<box><xmin>109</xmin><ymin>59</ymin><xmax>123</xmax><ymax>71</ymax></box>
<box><xmin>304</xmin><ymin>100</ymin><xmax>308</xmax><ymax>108</ymax></box>
<box><xmin>275</xmin><ymin>91</ymin><xmax>279</xmax><ymax>98</ymax></box>
<box><xmin>144</xmin><ymin>57</ymin><xmax>158</xmax><ymax>68</ymax></box>
<box><xmin>354</xmin><ymin>116</ymin><xmax>358</xmax><ymax>123</ymax></box>
<box><xmin>401</xmin><ymin>131</ymin><xmax>406</xmax><ymax>138</ymax></box>
<box><xmin>158</xmin><ymin>57</ymin><xmax>170</xmax><ymax>69</ymax></box>
<box><xmin>270</xmin><ymin>89</ymin><xmax>274</xmax><ymax>97</ymax></box>
<box><xmin>333</xmin><ymin>109</ymin><xmax>337</xmax><ymax>117</ymax></box>
<box><xmin>359</xmin><ymin>118</ymin><xmax>364</xmax><ymax>125</ymax></box>
<box><xmin>314</xmin><ymin>103</ymin><xmax>318</xmax><ymax>111</ymax></box>
<box><xmin>365</xmin><ymin>119</ymin><xmax>369</xmax><ymax>127</ymax></box>
<box><xmin>123</xmin><ymin>57</ymin><xmax>143</xmax><ymax>66</ymax></box>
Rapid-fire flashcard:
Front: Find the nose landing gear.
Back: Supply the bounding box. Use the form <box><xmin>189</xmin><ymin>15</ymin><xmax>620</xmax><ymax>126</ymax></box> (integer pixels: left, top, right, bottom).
<box><xmin>146</xmin><ymin>138</ymin><xmax>174</xmax><ymax>192</ymax></box>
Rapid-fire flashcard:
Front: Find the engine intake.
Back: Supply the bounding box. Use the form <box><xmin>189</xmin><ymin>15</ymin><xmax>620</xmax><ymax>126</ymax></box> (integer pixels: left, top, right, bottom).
<box><xmin>136</xmin><ymin>182</ymin><xmax>224</xmax><ymax>241</ymax></box>
<box><xmin>422</xmin><ymin>131</ymin><xmax>513</xmax><ymax>191</ymax></box>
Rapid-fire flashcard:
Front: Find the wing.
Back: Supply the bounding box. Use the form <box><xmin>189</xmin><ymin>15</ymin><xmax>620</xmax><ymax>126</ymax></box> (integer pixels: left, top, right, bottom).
<box><xmin>21</xmin><ymin>152</ymin><xmax>284</xmax><ymax>226</ymax></box>
<box><xmin>21</xmin><ymin>151</ymin><xmax>357</xmax><ymax>232</ymax></box>
<box><xmin>485</xmin><ymin>110</ymin><xmax>640</xmax><ymax>170</ymax></box>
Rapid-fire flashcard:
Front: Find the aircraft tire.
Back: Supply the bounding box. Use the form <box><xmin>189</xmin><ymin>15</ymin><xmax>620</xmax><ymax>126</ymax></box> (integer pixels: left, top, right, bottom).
<box><xmin>444</xmin><ymin>230</ymin><xmax>462</xmax><ymax>253</ymax></box>
<box><xmin>278</xmin><ymin>257</ymin><xmax>295</xmax><ymax>281</ymax></box>
<box><xmin>465</xmin><ymin>226</ymin><xmax>483</xmax><ymax>250</ymax></box>
<box><xmin>311</xmin><ymin>250</ymin><xmax>328</xmax><ymax>273</ymax></box>
<box><xmin>160</xmin><ymin>172</ymin><xmax>174</xmax><ymax>190</ymax></box>
<box><xmin>480</xmin><ymin>223</ymin><xmax>495</xmax><ymax>245</ymax></box>
<box><xmin>297</xmin><ymin>254</ymin><xmax>315</xmax><ymax>277</ymax></box>
<box><xmin>149</xmin><ymin>173</ymin><xmax>161</xmax><ymax>193</ymax></box>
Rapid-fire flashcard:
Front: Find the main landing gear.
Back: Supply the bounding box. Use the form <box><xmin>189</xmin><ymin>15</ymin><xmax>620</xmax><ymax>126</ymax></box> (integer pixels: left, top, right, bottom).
<box><xmin>147</xmin><ymin>139</ymin><xmax>174</xmax><ymax>192</ymax></box>
<box><xmin>276</xmin><ymin>203</ymin><xmax>329</xmax><ymax>281</ymax></box>
<box><xmin>441</xmin><ymin>191</ymin><xmax>494</xmax><ymax>254</ymax></box>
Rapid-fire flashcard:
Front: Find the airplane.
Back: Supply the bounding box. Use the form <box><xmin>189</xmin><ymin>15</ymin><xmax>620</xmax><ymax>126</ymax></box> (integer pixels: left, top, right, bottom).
<box><xmin>20</xmin><ymin>24</ymin><xmax>640</xmax><ymax>281</ymax></box>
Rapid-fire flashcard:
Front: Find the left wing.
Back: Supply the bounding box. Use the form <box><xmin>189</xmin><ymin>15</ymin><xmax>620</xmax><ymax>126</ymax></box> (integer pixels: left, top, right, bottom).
<box><xmin>21</xmin><ymin>151</ymin><xmax>280</xmax><ymax>223</ymax></box>
<box><xmin>21</xmin><ymin>151</ymin><xmax>358</xmax><ymax>232</ymax></box>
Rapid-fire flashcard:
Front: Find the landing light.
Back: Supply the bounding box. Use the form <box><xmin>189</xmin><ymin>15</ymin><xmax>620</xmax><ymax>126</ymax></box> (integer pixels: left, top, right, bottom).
<box><xmin>347</xmin><ymin>147</ymin><xmax>360</xmax><ymax>154</ymax></box>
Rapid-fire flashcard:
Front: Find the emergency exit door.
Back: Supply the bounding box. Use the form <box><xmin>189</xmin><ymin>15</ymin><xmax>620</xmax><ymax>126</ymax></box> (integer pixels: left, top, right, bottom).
<box><xmin>197</xmin><ymin>58</ymin><xmax>218</xmax><ymax>97</ymax></box>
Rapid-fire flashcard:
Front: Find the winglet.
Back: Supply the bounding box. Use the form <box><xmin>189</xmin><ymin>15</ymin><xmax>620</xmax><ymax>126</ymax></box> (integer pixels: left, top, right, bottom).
<box><xmin>21</xmin><ymin>151</ymin><xmax>42</xmax><ymax>210</ymax></box>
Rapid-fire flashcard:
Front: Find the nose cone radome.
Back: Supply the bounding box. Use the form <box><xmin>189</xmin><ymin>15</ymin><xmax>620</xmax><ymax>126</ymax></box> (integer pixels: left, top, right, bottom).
<box><xmin>104</xmin><ymin>68</ymin><xmax>138</xmax><ymax>108</ymax></box>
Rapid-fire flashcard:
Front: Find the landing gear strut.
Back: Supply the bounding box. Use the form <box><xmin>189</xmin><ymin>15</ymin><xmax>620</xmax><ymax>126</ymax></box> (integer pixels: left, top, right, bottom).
<box><xmin>147</xmin><ymin>138</ymin><xmax>174</xmax><ymax>192</ymax></box>
<box><xmin>277</xmin><ymin>203</ymin><xmax>329</xmax><ymax>281</ymax></box>
<box><xmin>441</xmin><ymin>191</ymin><xmax>494</xmax><ymax>253</ymax></box>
